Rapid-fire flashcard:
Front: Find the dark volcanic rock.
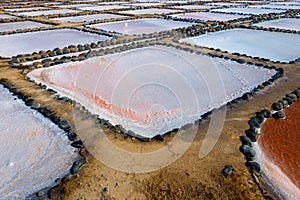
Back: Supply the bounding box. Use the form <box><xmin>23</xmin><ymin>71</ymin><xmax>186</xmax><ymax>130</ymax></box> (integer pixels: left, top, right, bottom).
<box><xmin>272</xmin><ymin>111</ymin><xmax>286</xmax><ymax>119</ymax></box>
<box><xmin>127</xmin><ymin>130</ymin><xmax>136</xmax><ymax>137</ymax></box>
<box><xmin>254</xmin><ymin>113</ymin><xmax>264</xmax><ymax>124</ymax></box>
<box><xmin>103</xmin><ymin>187</ymin><xmax>109</xmax><ymax>192</ymax></box>
<box><xmin>67</xmin><ymin>132</ymin><xmax>77</xmax><ymax>141</ymax></box>
<box><xmin>115</xmin><ymin>124</ymin><xmax>127</xmax><ymax>134</ymax></box>
<box><xmin>261</xmin><ymin>109</ymin><xmax>271</xmax><ymax>118</ymax></box>
<box><xmin>70</xmin><ymin>157</ymin><xmax>86</xmax><ymax>175</ymax></box>
<box><xmin>286</xmin><ymin>93</ymin><xmax>297</xmax><ymax>101</ymax></box>
<box><xmin>292</xmin><ymin>89</ymin><xmax>300</xmax><ymax>98</ymax></box>
<box><xmin>248</xmin><ymin>117</ymin><xmax>260</xmax><ymax>129</ymax></box>
<box><xmin>239</xmin><ymin>144</ymin><xmax>256</xmax><ymax>161</ymax></box>
<box><xmin>237</xmin><ymin>59</ymin><xmax>246</xmax><ymax>64</ymax></box>
<box><xmin>31</xmin><ymin>102</ymin><xmax>40</xmax><ymax>110</ymax></box>
<box><xmin>245</xmin><ymin>161</ymin><xmax>261</xmax><ymax>176</ymax></box>
<box><xmin>240</xmin><ymin>135</ymin><xmax>253</xmax><ymax>147</ymax></box>
<box><xmin>71</xmin><ymin>140</ymin><xmax>84</xmax><ymax>148</ymax></box>
<box><xmin>282</xmin><ymin>97</ymin><xmax>293</xmax><ymax>105</ymax></box>
<box><xmin>50</xmin><ymin>115</ymin><xmax>61</xmax><ymax>124</ymax></box>
<box><xmin>153</xmin><ymin>134</ymin><xmax>164</xmax><ymax>142</ymax></box>
<box><xmin>272</xmin><ymin>102</ymin><xmax>283</xmax><ymax>111</ymax></box>
<box><xmin>242</xmin><ymin>92</ymin><xmax>251</xmax><ymax>100</ymax></box>
<box><xmin>221</xmin><ymin>165</ymin><xmax>234</xmax><ymax>177</ymax></box>
<box><xmin>58</xmin><ymin>120</ymin><xmax>71</xmax><ymax>131</ymax></box>
<box><xmin>279</xmin><ymin>100</ymin><xmax>289</xmax><ymax>108</ymax></box>
<box><xmin>25</xmin><ymin>98</ymin><xmax>34</xmax><ymax>106</ymax></box>
<box><xmin>245</xmin><ymin>128</ymin><xmax>260</xmax><ymax>142</ymax></box>
<box><xmin>38</xmin><ymin>107</ymin><xmax>52</xmax><ymax>118</ymax></box>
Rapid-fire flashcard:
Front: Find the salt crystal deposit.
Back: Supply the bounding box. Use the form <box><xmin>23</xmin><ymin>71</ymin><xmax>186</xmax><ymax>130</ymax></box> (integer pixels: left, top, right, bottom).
<box><xmin>27</xmin><ymin>45</ymin><xmax>276</xmax><ymax>138</ymax></box>
<box><xmin>88</xmin><ymin>18</ymin><xmax>194</xmax><ymax>35</ymax></box>
<box><xmin>180</xmin><ymin>28</ymin><xmax>300</xmax><ymax>62</ymax></box>
<box><xmin>0</xmin><ymin>85</ymin><xmax>77</xmax><ymax>199</ymax></box>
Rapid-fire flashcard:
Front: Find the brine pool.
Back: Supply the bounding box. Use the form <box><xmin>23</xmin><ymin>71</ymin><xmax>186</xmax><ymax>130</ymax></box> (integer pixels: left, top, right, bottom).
<box><xmin>170</xmin><ymin>12</ymin><xmax>250</xmax><ymax>22</ymax></box>
<box><xmin>0</xmin><ymin>85</ymin><xmax>77</xmax><ymax>199</ymax></box>
<box><xmin>180</xmin><ymin>28</ymin><xmax>300</xmax><ymax>62</ymax></box>
<box><xmin>27</xmin><ymin>45</ymin><xmax>276</xmax><ymax>138</ymax></box>
<box><xmin>253</xmin><ymin>18</ymin><xmax>300</xmax><ymax>32</ymax></box>
<box><xmin>0</xmin><ymin>28</ymin><xmax>109</xmax><ymax>57</ymax></box>
<box><xmin>88</xmin><ymin>18</ymin><xmax>194</xmax><ymax>35</ymax></box>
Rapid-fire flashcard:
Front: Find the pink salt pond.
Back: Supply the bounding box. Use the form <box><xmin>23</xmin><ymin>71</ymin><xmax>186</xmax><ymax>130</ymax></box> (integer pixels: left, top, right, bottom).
<box><xmin>0</xmin><ymin>85</ymin><xmax>77</xmax><ymax>199</ymax></box>
<box><xmin>27</xmin><ymin>46</ymin><xmax>276</xmax><ymax>138</ymax></box>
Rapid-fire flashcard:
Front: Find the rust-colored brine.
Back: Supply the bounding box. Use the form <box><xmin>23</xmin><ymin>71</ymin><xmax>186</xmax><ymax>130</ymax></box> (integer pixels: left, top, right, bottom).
<box><xmin>259</xmin><ymin>99</ymin><xmax>300</xmax><ymax>188</ymax></box>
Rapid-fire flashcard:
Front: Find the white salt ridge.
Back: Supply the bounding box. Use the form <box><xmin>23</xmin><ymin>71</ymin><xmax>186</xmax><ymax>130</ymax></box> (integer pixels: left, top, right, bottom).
<box><xmin>51</xmin><ymin>13</ymin><xmax>125</xmax><ymax>23</ymax></box>
<box><xmin>211</xmin><ymin>7</ymin><xmax>284</xmax><ymax>15</ymax></box>
<box><xmin>56</xmin><ymin>4</ymin><xmax>96</xmax><ymax>9</ymax></box>
<box><xmin>270</xmin><ymin>2</ymin><xmax>300</xmax><ymax>6</ymax></box>
<box><xmin>171</xmin><ymin>12</ymin><xmax>250</xmax><ymax>22</ymax></box>
<box><xmin>207</xmin><ymin>2</ymin><xmax>244</xmax><ymax>7</ymax></box>
<box><xmin>5</xmin><ymin>7</ymin><xmax>49</xmax><ymax>12</ymax></box>
<box><xmin>0</xmin><ymin>21</ymin><xmax>49</xmax><ymax>33</ymax></box>
<box><xmin>0</xmin><ymin>28</ymin><xmax>109</xmax><ymax>57</ymax></box>
<box><xmin>79</xmin><ymin>5</ymin><xmax>129</xmax><ymax>11</ymax></box>
<box><xmin>0</xmin><ymin>85</ymin><xmax>77</xmax><ymax>199</ymax></box>
<box><xmin>254</xmin><ymin>143</ymin><xmax>300</xmax><ymax>200</ymax></box>
<box><xmin>254</xmin><ymin>18</ymin><xmax>300</xmax><ymax>32</ymax></box>
<box><xmin>27</xmin><ymin>46</ymin><xmax>276</xmax><ymax>138</ymax></box>
<box><xmin>248</xmin><ymin>4</ymin><xmax>300</xmax><ymax>10</ymax></box>
<box><xmin>180</xmin><ymin>28</ymin><xmax>300</xmax><ymax>62</ymax></box>
<box><xmin>125</xmin><ymin>3</ymin><xmax>163</xmax><ymax>7</ymax></box>
<box><xmin>97</xmin><ymin>2</ymin><xmax>128</xmax><ymax>5</ymax></box>
<box><xmin>0</xmin><ymin>14</ymin><xmax>17</xmax><ymax>19</ymax></box>
<box><xmin>88</xmin><ymin>18</ymin><xmax>194</xmax><ymax>35</ymax></box>
<box><xmin>171</xmin><ymin>5</ymin><xmax>216</xmax><ymax>10</ymax></box>
<box><xmin>16</xmin><ymin>9</ymin><xmax>80</xmax><ymax>17</ymax></box>
<box><xmin>122</xmin><ymin>8</ymin><xmax>183</xmax><ymax>15</ymax></box>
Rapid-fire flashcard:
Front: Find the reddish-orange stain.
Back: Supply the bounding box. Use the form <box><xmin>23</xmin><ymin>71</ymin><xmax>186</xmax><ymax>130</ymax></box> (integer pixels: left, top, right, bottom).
<box><xmin>93</xmin><ymin>95</ymin><xmax>143</xmax><ymax>122</ymax></box>
<box><xmin>259</xmin><ymin>99</ymin><xmax>300</xmax><ymax>188</ymax></box>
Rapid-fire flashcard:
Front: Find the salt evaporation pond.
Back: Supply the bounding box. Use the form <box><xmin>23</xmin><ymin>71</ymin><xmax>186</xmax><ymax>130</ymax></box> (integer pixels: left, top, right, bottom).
<box><xmin>56</xmin><ymin>4</ymin><xmax>95</xmax><ymax>9</ymax></box>
<box><xmin>0</xmin><ymin>14</ymin><xmax>16</xmax><ymax>19</ymax></box>
<box><xmin>5</xmin><ymin>7</ymin><xmax>50</xmax><ymax>12</ymax></box>
<box><xmin>255</xmin><ymin>100</ymin><xmax>300</xmax><ymax>199</ymax></box>
<box><xmin>211</xmin><ymin>7</ymin><xmax>284</xmax><ymax>15</ymax></box>
<box><xmin>270</xmin><ymin>2</ymin><xmax>300</xmax><ymax>6</ymax></box>
<box><xmin>79</xmin><ymin>5</ymin><xmax>128</xmax><ymax>11</ymax></box>
<box><xmin>207</xmin><ymin>2</ymin><xmax>244</xmax><ymax>7</ymax></box>
<box><xmin>88</xmin><ymin>18</ymin><xmax>194</xmax><ymax>35</ymax></box>
<box><xmin>0</xmin><ymin>28</ymin><xmax>109</xmax><ymax>57</ymax></box>
<box><xmin>15</xmin><ymin>9</ymin><xmax>80</xmax><ymax>17</ymax></box>
<box><xmin>125</xmin><ymin>3</ymin><xmax>163</xmax><ymax>7</ymax></box>
<box><xmin>171</xmin><ymin>5</ymin><xmax>216</xmax><ymax>10</ymax></box>
<box><xmin>97</xmin><ymin>1</ymin><xmax>128</xmax><ymax>5</ymax></box>
<box><xmin>52</xmin><ymin>13</ymin><xmax>124</xmax><ymax>23</ymax></box>
<box><xmin>254</xmin><ymin>18</ymin><xmax>300</xmax><ymax>32</ymax></box>
<box><xmin>171</xmin><ymin>12</ymin><xmax>250</xmax><ymax>22</ymax></box>
<box><xmin>27</xmin><ymin>45</ymin><xmax>276</xmax><ymax>138</ymax></box>
<box><xmin>180</xmin><ymin>28</ymin><xmax>300</xmax><ymax>62</ymax></box>
<box><xmin>248</xmin><ymin>4</ymin><xmax>300</xmax><ymax>10</ymax></box>
<box><xmin>0</xmin><ymin>85</ymin><xmax>77</xmax><ymax>199</ymax></box>
<box><xmin>0</xmin><ymin>21</ymin><xmax>49</xmax><ymax>32</ymax></box>
<box><xmin>122</xmin><ymin>8</ymin><xmax>182</xmax><ymax>15</ymax></box>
